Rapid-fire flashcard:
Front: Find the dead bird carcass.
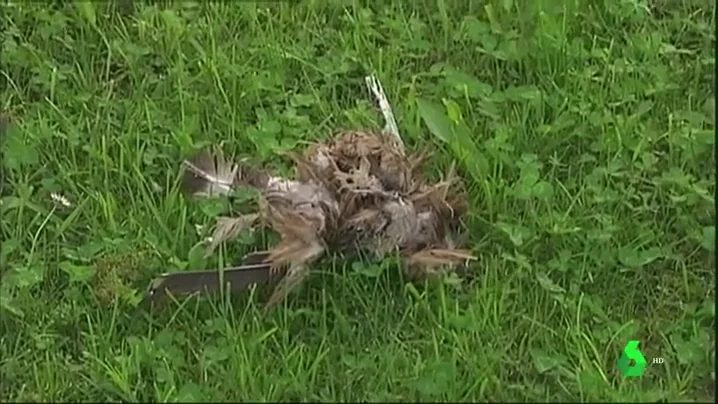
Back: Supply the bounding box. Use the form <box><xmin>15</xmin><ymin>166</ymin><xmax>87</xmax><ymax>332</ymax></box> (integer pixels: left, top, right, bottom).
<box><xmin>146</xmin><ymin>76</ymin><xmax>476</xmax><ymax>308</ymax></box>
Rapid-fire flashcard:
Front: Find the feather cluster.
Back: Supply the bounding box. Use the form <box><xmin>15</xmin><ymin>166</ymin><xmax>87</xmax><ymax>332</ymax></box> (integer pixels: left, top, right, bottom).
<box><xmin>148</xmin><ymin>76</ymin><xmax>475</xmax><ymax>308</ymax></box>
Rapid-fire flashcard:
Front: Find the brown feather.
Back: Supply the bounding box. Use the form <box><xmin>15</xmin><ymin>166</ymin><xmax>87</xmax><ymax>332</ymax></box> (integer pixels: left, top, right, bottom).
<box><xmin>404</xmin><ymin>248</ymin><xmax>476</xmax><ymax>279</ymax></box>
<box><xmin>264</xmin><ymin>241</ymin><xmax>324</xmax><ymax>307</ymax></box>
<box><xmin>266</xmin><ymin>238</ymin><xmax>314</xmax><ymax>272</ymax></box>
<box><xmin>264</xmin><ymin>262</ymin><xmax>309</xmax><ymax>308</ymax></box>
<box><xmin>205</xmin><ymin>214</ymin><xmax>259</xmax><ymax>256</ymax></box>
<box><xmin>381</xmin><ymin>197</ymin><xmax>419</xmax><ymax>249</ymax></box>
<box><xmin>287</xmin><ymin>151</ymin><xmax>324</xmax><ymax>185</ymax></box>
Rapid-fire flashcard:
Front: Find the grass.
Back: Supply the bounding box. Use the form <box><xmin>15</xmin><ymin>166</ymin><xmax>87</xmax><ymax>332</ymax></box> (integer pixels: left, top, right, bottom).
<box><xmin>1</xmin><ymin>0</ymin><xmax>715</xmax><ymax>402</ymax></box>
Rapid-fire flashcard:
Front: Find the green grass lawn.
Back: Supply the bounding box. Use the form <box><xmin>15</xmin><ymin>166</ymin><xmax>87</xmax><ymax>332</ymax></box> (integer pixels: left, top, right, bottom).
<box><xmin>1</xmin><ymin>1</ymin><xmax>715</xmax><ymax>402</ymax></box>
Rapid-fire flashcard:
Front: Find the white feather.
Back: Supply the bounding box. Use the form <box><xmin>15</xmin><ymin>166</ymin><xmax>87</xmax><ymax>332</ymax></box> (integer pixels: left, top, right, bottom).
<box><xmin>365</xmin><ymin>75</ymin><xmax>403</xmax><ymax>154</ymax></box>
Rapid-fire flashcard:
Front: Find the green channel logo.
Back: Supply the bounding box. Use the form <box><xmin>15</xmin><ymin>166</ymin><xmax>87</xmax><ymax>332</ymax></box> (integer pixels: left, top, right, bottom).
<box><xmin>617</xmin><ymin>340</ymin><xmax>647</xmax><ymax>377</ymax></box>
